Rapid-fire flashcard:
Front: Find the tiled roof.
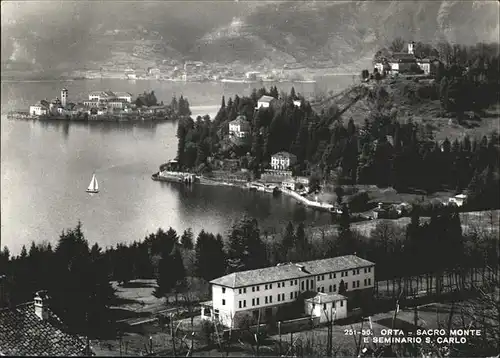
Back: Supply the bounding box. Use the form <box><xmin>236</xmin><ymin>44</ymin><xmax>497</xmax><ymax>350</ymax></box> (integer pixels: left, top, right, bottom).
<box><xmin>210</xmin><ymin>255</ymin><xmax>375</xmax><ymax>288</ymax></box>
<box><xmin>306</xmin><ymin>293</ymin><xmax>347</xmax><ymax>304</ymax></box>
<box><xmin>0</xmin><ymin>303</ymin><xmax>88</xmax><ymax>356</ymax></box>
<box><xmin>258</xmin><ymin>95</ymin><xmax>275</xmax><ymax>103</ymax></box>
<box><xmin>389</xmin><ymin>53</ymin><xmax>417</xmax><ymax>63</ymax></box>
<box><xmin>114</xmin><ymin>92</ymin><xmax>132</xmax><ymax>97</ymax></box>
<box><xmin>230</xmin><ymin>116</ymin><xmax>250</xmax><ymax>128</ymax></box>
<box><xmin>272</xmin><ymin>151</ymin><xmax>296</xmax><ymax>159</ymax></box>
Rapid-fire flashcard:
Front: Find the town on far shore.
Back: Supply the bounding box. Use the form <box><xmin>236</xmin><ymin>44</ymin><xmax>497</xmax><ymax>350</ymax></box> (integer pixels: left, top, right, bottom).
<box><xmin>9</xmin><ymin>88</ymin><xmax>192</xmax><ymax>122</ymax></box>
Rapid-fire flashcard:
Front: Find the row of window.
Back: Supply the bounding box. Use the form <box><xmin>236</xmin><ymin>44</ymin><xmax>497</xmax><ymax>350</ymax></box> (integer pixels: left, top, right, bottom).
<box><xmin>316</xmin><ymin>278</ymin><xmax>372</xmax><ymax>294</ymax></box>
<box><xmin>231</xmin><ymin>267</ymin><xmax>374</xmax><ymax>295</ymax></box>
<box><xmin>236</xmin><ymin>291</ymin><xmax>301</xmax><ymax>309</ymax></box>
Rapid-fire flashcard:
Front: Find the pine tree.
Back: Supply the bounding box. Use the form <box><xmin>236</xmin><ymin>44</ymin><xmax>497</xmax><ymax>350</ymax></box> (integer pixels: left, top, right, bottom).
<box><xmin>180</xmin><ymin>229</ymin><xmax>194</xmax><ymax>250</ymax></box>
<box><xmin>226</xmin><ymin>217</ymin><xmax>267</xmax><ymax>273</ymax></box>
<box><xmin>194</xmin><ymin>231</ymin><xmax>226</xmax><ymax>282</ymax></box>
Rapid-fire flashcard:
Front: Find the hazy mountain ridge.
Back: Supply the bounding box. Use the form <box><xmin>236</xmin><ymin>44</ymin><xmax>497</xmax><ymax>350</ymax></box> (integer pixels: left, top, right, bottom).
<box><xmin>1</xmin><ymin>1</ymin><xmax>499</xmax><ymax>76</ymax></box>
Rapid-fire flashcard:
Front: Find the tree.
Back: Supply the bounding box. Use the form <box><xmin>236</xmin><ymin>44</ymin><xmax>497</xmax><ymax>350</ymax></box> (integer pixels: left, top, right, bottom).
<box><xmin>180</xmin><ymin>229</ymin><xmax>194</xmax><ymax>250</ymax></box>
<box><xmin>389</xmin><ymin>37</ymin><xmax>405</xmax><ymax>53</ymax></box>
<box><xmin>51</xmin><ymin>222</ymin><xmax>115</xmax><ymax>336</ymax></box>
<box><xmin>194</xmin><ymin>231</ymin><xmax>226</xmax><ymax>282</ymax></box>
<box><xmin>155</xmin><ymin>244</ymin><xmax>186</xmax><ymax>300</ymax></box>
<box><xmin>226</xmin><ymin>216</ymin><xmax>267</xmax><ymax>273</ymax></box>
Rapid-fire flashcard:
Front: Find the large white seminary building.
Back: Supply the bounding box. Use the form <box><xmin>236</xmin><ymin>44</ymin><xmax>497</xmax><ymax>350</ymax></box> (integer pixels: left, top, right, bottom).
<box><xmin>201</xmin><ymin>255</ymin><xmax>375</xmax><ymax>328</ymax></box>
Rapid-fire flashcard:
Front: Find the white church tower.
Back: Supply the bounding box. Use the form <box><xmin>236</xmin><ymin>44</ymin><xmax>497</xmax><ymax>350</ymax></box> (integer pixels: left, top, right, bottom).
<box><xmin>408</xmin><ymin>41</ymin><xmax>415</xmax><ymax>55</ymax></box>
<box><xmin>61</xmin><ymin>88</ymin><xmax>68</xmax><ymax>107</ymax></box>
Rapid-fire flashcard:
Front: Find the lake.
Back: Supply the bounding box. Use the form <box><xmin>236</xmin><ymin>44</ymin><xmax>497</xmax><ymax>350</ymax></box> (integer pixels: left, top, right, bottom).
<box><xmin>1</xmin><ymin>77</ymin><xmax>353</xmax><ymax>255</ymax></box>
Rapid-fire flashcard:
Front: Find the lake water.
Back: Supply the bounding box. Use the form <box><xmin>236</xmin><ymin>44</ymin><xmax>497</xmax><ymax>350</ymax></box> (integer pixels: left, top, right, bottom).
<box><xmin>1</xmin><ymin>77</ymin><xmax>353</xmax><ymax>255</ymax></box>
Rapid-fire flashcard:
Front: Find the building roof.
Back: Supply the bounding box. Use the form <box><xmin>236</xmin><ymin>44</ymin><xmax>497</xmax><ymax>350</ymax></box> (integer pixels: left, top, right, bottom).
<box><xmin>89</xmin><ymin>90</ymin><xmax>116</xmax><ymax>98</ymax></box>
<box><xmin>306</xmin><ymin>292</ymin><xmax>347</xmax><ymax>304</ymax></box>
<box><xmin>258</xmin><ymin>95</ymin><xmax>275</xmax><ymax>103</ymax></box>
<box><xmin>114</xmin><ymin>92</ymin><xmax>132</xmax><ymax>97</ymax></box>
<box><xmin>0</xmin><ymin>303</ymin><xmax>88</xmax><ymax>356</ymax></box>
<box><xmin>229</xmin><ymin>116</ymin><xmax>250</xmax><ymax>128</ymax></box>
<box><xmin>210</xmin><ymin>255</ymin><xmax>375</xmax><ymax>288</ymax></box>
<box><xmin>389</xmin><ymin>53</ymin><xmax>417</xmax><ymax>63</ymax></box>
<box><xmin>272</xmin><ymin>151</ymin><xmax>296</xmax><ymax>159</ymax></box>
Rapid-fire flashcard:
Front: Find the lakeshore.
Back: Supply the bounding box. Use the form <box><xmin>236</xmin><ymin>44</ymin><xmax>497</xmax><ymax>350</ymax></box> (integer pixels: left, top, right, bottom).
<box><xmin>152</xmin><ymin>170</ymin><xmax>335</xmax><ymax>213</ymax></box>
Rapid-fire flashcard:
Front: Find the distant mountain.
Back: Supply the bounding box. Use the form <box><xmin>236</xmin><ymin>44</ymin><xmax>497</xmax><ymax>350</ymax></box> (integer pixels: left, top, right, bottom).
<box><xmin>1</xmin><ymin>1</ymin><xmax>499</xmax><ymax>76</ymax></box>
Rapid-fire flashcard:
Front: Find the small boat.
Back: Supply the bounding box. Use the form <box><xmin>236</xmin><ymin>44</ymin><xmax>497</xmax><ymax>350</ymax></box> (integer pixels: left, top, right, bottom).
<box><xmin>86</xmin><ymin>173</ymin><xmax>99</xmax><ymax>193</ymax></box>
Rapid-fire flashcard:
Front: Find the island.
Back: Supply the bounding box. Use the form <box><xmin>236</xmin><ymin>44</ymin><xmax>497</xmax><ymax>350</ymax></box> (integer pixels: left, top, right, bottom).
<box><xmin>7</xmin><ymin>88</ymin><xmax>192</xmax><ymax>122</ymax></box>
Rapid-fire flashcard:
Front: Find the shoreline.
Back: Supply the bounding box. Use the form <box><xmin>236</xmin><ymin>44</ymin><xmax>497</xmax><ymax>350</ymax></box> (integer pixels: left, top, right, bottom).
<box><xmin>152</xmin><ymin>171</ymin><xmax>334</xmax><ymax>212</ymax></box>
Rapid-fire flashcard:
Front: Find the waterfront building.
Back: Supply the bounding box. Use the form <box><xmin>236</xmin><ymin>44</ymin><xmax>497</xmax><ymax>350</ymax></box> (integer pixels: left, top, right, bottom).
<box><xmin>0</xmin><ymin>290</ymin><xmax>91</xmax><ymax>356</ymax></box>
<box><xmin>229</xmin><ymin>115</ymin><xmax>250</xmax><ymax>139</ymax></box>
<box><xmin>200</xmin><ymin>255</ymin><xmax>375</xmax><ymax>328</ymax></box>
<box><xmin>29</xmin><ymin>102</ymin><xmax>49</xmax><ymax>116</ymax></box>
<box><xmin>271</xmin><ymin>151</ymin><xmax>297</xmax><ymax>170</ymax></box>
<box><xmin>88</xmin><ymin>91</ymin><xmax>133</xmax><ymax>103</ymax></box>
<box><xmin>256</xmin><ymin>95</ymin><xmax>275</xmax><ymax>109</ymax></box>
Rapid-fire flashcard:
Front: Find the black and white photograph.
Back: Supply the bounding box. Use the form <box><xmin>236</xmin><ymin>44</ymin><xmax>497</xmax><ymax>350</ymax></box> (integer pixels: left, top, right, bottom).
<box><xmin>1</xmin><ymin>1</ymin><xmax>499</xmax><ymax>356</ymax></box>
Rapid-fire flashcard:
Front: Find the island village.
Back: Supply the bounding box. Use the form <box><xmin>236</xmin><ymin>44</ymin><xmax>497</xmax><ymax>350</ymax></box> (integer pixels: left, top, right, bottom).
<box><xmin>1</xmin><ymin>37</ymin><xmax>499</xmax><ymax>358</ymax></box>
<box><xmin>9</xmin><ymin>88</ymin><xmax>184</xmax><ymax>122</ymax></box>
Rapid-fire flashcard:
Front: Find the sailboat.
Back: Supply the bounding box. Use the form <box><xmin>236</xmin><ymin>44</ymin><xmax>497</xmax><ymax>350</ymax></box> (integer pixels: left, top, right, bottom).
<box><xmin>86</xmin><ymin>174</ymin><xmax>99</xmax><ymax>194</ymax></box>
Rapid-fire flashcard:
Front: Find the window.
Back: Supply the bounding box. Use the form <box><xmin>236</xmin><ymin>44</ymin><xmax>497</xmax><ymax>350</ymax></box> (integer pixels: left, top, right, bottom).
<box><xmin>333</xmin><ymin>284</ymin><xmax>337</xmax><ymax>292</ymax></box>
<box><xmin>269</xmin><ymin>284</ymin><xmax>272</xmax><ymax>289</ymax></box>
<box><xmin>243</xmin><ymin>288</ymin><xmax>247</xmax><ymax>293</ymax></box>
<box><xmin>256</xmin><ymin>298</ymin><xmax>259</xmax><ymax>305</ymax></box>
<box><xmin>277</xmin><ymin>282</ymin><xmax>280</xmax><ymax>288</ymax></box>
<box><xmin>368</xmin><ymin>278</ymin><xmax>371</xmax><ymax>285</ymax></box>
<box><xmin>239</xmin><ymin>289</ymin><xmax>242</xmax><ymax>294</ymax></box>
<box><xmin>368</xmin><ymin>267</ymin><xmax>372</xmax><ymax>273</ymax></box>
<box><xmin>301</xmin><ymin>281</ymin><xmax>305</xmax><ymax>290</ymax></box>
<box><xmin>345</xmin><ymin>282</ymin><xmax>348</xmax><ymax>289</ymax></box>
<box><xmin>290</xmin><ymin>281</ymin><xmax>293</xmax><ymax>286</ymax></box>
<box><xmin>252</xmin><ymin>287</ymin><xmax>255</xmax><ymax>292</ymax></box>
<box><xmin>269</xmin><ymin>296</ymin><xmax>273</xmax><ymax>303</ymax></box>
<box><xmin>295</xmin><ymin>280</ymin><xmax>298</xmax><ymax>285</ymax></box>
<box><xmin>294</xmin><ymin>292</ymin><xmax>298</xmax><ymax>298</ymax></box>
<box><xmin>317</xmin><ymin>287</ymin><xmax>320</xmax><ymax>292</ymax></box>
<box><xmin>357</xmin><ymin>269</ymin><xmax>360</xmax><ymax>274</ymax></box>
<box><xmin>340</xmin><ymin>300</ymin><xmax>344</xmax><ymax>307</ymax></box>
<box><xmin>334</xmin><ymin>273</ymin><xmax>336</xmax><ymax>279</ymax></box>
<box><xmin>222</xmin><ymin>288</ymin><xmax>226</xmax><ymax>294</ymax></box>
<box><xmin>252</xmin><ymin>298</ymin><xmax>255</xmax><ymax>306</ymax></box>
<box><xmin>265</xmin><ymin>284</ymin><xmax>268</xmax><ymax>290</ymax></box>
<box><xmin>277</xmin><ymin>294</ymin><xmax>281</xmax><ymax>302</ymax></box>
<box><xmin>357</xmin><ymin>280</ymin><xmax>360</xmax><ymax>288</ymax></box>
<box><xmin>352</xmin><ymin>270</ymin><xmax>356</xmax><ymax>275</ymax></box>
<box><xmin>256</xmin><ymin>286</ymin><xmax>260</xmax><ymax>291</ymax></box>
<box><xmin>222</xmin><ymin>299</ymin><xmax>226</xmax><ymax>305</ymax></box>
<box><xmin>322</xmin><ymin>275</ymin><xmax>325</xmax><ymax>280</ymax></box>
<box><xmin>321</xmin><ymin>287</ymin><xmax>325</xmax><ymax>293</ymax></box>
<box><xmin>239</xmin><ymin>301</ymin><xmax>242</xmax><ymax>308</ymax></box>
<box><xmin>282</xmin><ymin>293</ymin><xmax>285</xmax><ymax>301</ymax></box>
<box><xmin>317</xmin><ymin>276</ymin><xmax>320</xmax><ymax>281</ymax></box>
<box><xmin>265</xmin><ymin>296</ymin><xmax>268</xmax><ymax>304</ymax></box>
<box><xmin>244</xmin><ymin>300</ymin><xmax>246</xmax><ymax>307</ymax></box>
<box><xmin>290</xmin><ymin>292</ymin><xmax>293</xmax><ymax>300</ymax></box>
<box><xmin>364</xmin><ymin>279</ymin><xmax>367</xmax><ymax>286</ymax></box>
<box><xmin>329</xmin><ymin>285</ymin><xmax>332</xmax><ymax>292</ymax></box>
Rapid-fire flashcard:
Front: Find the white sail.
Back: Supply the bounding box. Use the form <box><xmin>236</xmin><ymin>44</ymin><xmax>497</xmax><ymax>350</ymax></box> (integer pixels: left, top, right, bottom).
<box><xmin>87</xmin><ymin>174</ymin><xmax>99</xmax><ymax>192</ymax></box>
